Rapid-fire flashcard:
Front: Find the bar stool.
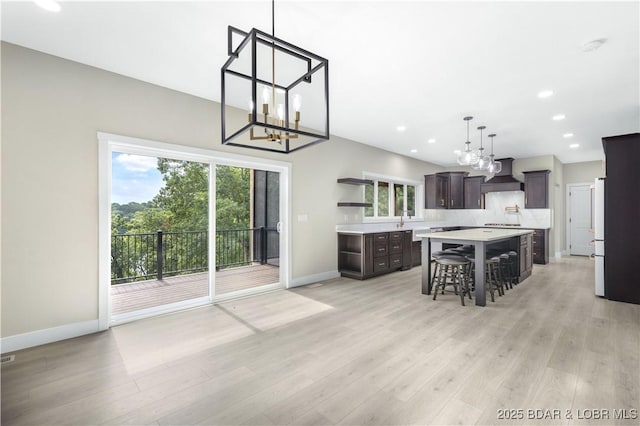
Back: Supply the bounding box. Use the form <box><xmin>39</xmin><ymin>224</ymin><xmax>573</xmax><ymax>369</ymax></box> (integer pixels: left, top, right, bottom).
<box><xmin>506</xmin><ymin>251</ymin><xmax>518</xmax><ymax>286</ymax></box>
<box><xmin>499</xmin><ymin>254</ymin><xmax>513</xmax><ymax>290</ymax></box>
<box><xmin>465</xmin><ymin>255</ymin><xmax>502</xmax><ymax>302</ymax></box>
<box><xmin>429</xmin><ymin>250</ymin><xmax>447</xmax><ymax>292</ymax></box>
<box><xmin>432</xmin><ymin>255</ymin><xmax>472</xmax><ymax>306</ymax></box>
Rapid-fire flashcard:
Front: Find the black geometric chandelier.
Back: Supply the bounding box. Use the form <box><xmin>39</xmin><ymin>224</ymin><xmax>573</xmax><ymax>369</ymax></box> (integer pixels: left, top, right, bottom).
<box><xmin>221</xmin><ymin>0</ymin><xmax>330</xmax><ymax>153</ymax></box>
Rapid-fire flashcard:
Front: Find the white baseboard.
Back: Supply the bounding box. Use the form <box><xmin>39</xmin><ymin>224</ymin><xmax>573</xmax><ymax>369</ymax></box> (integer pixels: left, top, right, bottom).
<box><xmin>555</xmin><ymin>251</ymin><xmax>564</xmax><ymax>259</ymax></box>
<box><xmin>1</xmin><ymin>320</ymin><xmax>100</xmax><ymax>354</ymax></box>
<box><xmin>289</xmin><ymin>270</ymin><xmax>340</xmax><ymax>288</ymax></box>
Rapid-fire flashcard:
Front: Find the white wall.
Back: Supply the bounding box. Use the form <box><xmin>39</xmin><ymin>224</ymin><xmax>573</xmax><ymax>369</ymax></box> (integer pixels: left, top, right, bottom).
<box><xmin>1</xmin><ymin>43</ymin><xmax>444</xmax><ymax>340</ymax></box>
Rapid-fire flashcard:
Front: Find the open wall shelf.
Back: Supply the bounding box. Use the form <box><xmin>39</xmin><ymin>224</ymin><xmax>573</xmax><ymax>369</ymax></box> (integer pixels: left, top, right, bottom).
<box><xmin>337</xmin><ymin>202</ymin><xmax>372</xmax><ymax>207</ymax></box>
<box><xmin>337</xmin><ymin>178</ymin><xmax>374</xmax><ymax>185</ymax></box>
<box><xmin>337</xmin><ymin>177</ymin><xmax>372</xmax><ymax>208</ymax></box>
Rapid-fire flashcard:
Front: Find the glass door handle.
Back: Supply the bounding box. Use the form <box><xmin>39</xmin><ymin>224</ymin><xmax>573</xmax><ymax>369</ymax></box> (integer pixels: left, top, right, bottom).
<box><xmin>276</xmin><ymin>222</ymin><xmax>282</xmax><ymax>233</ymax></box>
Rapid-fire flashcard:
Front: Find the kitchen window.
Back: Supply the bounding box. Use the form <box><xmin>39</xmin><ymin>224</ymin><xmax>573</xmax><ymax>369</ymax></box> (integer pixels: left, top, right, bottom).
<box><xmin>363</xmin><ymin>174</ymin><xmax>421</xmax><ymax>220</ymax></box>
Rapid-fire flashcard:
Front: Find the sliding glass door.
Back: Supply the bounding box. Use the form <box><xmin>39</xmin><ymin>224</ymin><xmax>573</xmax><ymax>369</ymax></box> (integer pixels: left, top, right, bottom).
<box><xmin>110</xmin><ymin>152</ymin><xmax>210</xmax><ymax>320</ymax></box>
<box><xmin>100</xmin><ymin>134</ymin><xmax>290</xmax><ymax>326</ymax></box>
<box><xmin>214</xmin><ymin>165</ymin><xmax>281</xmax><ymax>297</ymax></box>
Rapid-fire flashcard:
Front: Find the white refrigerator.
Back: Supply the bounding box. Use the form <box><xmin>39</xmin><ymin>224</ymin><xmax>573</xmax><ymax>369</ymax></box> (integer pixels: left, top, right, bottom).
<box><xmin>594</xmin><ymin>177</ymin><xmax>605</xmax><ymax>296</ymax></box>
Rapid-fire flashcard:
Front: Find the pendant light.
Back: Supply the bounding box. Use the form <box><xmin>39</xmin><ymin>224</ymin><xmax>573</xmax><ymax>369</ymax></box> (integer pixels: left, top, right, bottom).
<box><xmin>472</xmin><ymin>125</ymin><xmax>489</xmax><ymax>170</ymax></box>
<box><xmin>221</xmin><ymin>0</ymin><xmax>329</xmax><ymax>153</ymax></box>
<box><xmin>456</xmin><ymin>116</ymin><xmax>479</xmax><ymax>166</ymax></box>
<box><xmin>487</xmin><ymin>133</ymin><xmax>502</xmax><ymax>174</ymax></box>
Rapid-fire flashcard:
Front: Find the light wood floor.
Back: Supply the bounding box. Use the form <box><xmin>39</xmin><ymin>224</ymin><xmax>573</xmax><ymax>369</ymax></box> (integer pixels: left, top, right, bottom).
<box><xmin>111</xmin><ymin>264</ymin><xmax>280</xmax><ymax>315</ymax></box>
<box><xmin>2</xmin><ymin>257</ymin><xmax>639</xmax><ymax>425</ymax></box>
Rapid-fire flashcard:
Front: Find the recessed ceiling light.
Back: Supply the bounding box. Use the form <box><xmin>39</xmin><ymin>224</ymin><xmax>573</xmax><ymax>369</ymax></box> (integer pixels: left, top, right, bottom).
<box><xmin>563</xmin><ymin>133</ymin><xmax>574</xmax><ymax>138</ymax></box>
<box><xmin>538</xmin><ymin>90</ymin><xmax>554</xmax><ymax>99</ymax></box>
<box><xmin>552</xmin><ymin>114</ymin><xmax>566</xmax><ymax>121</ymax></box>
<box><xmin>427</xmin><ymin>138</ymin><xmax>436</xmax><ymax>144</ymax></box>
<box><xmin>410</xmin><ymin>149</ymin><xmax>418</xmax><ymax>153</ymax></box>
<box><xmin>396</xmin><ymin>125</ymin><xmax>406</xmax><ymax>132</ymax></box>
<box><xmin>582</xmin><ymin>38</ymin><xmax>608</xmax><ymax>52</ymax></box>
<box><xmin>34</xmin><ymin>0</ymin><xmax>61</xmax><ymax>12</ymax></box>
<box><xmin>569</xmin><ymin>143</ymin><xmax>580</xmax><ymax>149</ymax></box>
<box><xmin>453</xmin><ymin>149</ymin><xmax>462</xmax><ymax>155</ymax></box>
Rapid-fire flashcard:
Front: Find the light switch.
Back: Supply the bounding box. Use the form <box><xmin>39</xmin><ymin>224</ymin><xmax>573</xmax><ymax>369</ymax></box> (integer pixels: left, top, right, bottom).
<box><xmin>297</xmin><ymin>214</ymin><xmax>308</xmax><ymax>223</ymax></box>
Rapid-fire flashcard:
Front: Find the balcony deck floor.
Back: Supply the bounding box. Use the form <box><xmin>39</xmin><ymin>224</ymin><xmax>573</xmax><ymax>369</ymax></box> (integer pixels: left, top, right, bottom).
<box><xmin>111</xmin><ymin>263</ymin><xmax>280</xmax><ymax>315</ymax></box>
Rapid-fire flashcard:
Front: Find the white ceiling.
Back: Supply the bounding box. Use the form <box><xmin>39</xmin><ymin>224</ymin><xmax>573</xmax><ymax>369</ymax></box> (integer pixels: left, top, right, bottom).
<box><xmin>2</xmin><ymin>1</ymin><xmax>639</xmax><ymax>165</ymax></box>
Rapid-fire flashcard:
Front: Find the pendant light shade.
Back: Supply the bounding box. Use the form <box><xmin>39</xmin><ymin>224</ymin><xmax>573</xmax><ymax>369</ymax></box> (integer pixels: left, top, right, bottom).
<box><xmin>487</xmin><ymin>133</ymin><xmax>502</xmax><ymax>174</ymax></box>
<box><xmin>472</xmin><ymin>126</ymin><xmax>489</xmax><ymax>170</ymax></box>
<box><xmin>457</xmin><ymin>116</ymin><xmax>479</xmax><ymax>166</ymax></box>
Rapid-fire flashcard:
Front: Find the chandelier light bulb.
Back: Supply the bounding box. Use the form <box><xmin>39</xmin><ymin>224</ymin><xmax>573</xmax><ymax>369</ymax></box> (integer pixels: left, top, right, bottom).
<box><xmin>276</xmin><ymin>104</ymin><xmax>284</xmax><ymax>121</ymax></box>
<box><xmin>261</xmin><ymin>86</ymin><xmax>271</xmax><ymax>105</ymax></box>
<box><xmin>292</xmin><ymin>94</ymin><xmax>302</xmax><ymax>112</ymax></box>
<box><xmin>248</xmin><ymin>99</ymin><xmax>254</xmax><ymax>113</ymax></box>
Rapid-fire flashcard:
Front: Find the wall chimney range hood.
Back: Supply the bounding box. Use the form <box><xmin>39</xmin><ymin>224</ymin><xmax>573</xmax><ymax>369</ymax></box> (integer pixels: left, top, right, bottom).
<box><xmin>480</xmin><ymin>158</ymin><xmax>525</xmax><ymax>193</ymax></box>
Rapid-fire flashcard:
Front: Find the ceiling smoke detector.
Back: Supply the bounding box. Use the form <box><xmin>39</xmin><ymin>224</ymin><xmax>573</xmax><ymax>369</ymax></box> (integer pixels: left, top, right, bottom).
<box><xmin>582</xmin><ymin>38</ymin><xmax>608</xmax><ymax>52</ymax></box>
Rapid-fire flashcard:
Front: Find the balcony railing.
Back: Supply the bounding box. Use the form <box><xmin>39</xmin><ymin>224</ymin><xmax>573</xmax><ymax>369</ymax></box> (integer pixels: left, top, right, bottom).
<box><xmin>111</xmin><ymin>228</ymin><xmax>278</xmax><ymax>285</ymax></box>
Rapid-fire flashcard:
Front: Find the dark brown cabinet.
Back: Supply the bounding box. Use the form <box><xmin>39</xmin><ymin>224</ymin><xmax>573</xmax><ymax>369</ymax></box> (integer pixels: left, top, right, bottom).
<box><xmin>523</xmin><ymin>170</ymin><xmax>550</xmax><ymax>208</ymax></box>
<box><xmin>602</xmin><ymin>133</ymin><xmax>640</xmax><ymax>305</ymax></box>
<box><xmin>338</xmin><ymin>231</ymin><xmax>413</xmax><ymax>280</ymax></box>
<box><xmin>464</xmin><ymin>176</ymin><xmax>485</xmax><ymax>209</ymax></box>
<box><xmin>518</xmin><ymin>233</ymin><xmax>533</xmax><ymax>281</ymax></box>
<box><xmin>411</xmin><ymin>241</ymin><xmax>422</xmax><ymax>267</ymax></box>
<box><xmin>425</xmin><ymin>172</ymin><xmax>468</xmax><ymax>209</ymax></box>
<box><xmin>531</xmin><ymin>229</ymin><xmax>549</xmax><ymax>264</ymax></box>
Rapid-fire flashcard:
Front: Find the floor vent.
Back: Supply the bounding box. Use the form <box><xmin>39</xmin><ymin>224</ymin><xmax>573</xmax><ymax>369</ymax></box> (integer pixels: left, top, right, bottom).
<box><xmin>1</xmin><ymin>354</ymin><xmax>16</xmax><ymax>364</ymax></box>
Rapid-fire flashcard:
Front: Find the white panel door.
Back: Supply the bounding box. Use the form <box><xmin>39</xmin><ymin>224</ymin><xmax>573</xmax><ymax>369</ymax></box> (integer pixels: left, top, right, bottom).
<box><xmin>569</xmin><ymin>184</ymin><xmax>593</xmax><ymax>256</ymax></box>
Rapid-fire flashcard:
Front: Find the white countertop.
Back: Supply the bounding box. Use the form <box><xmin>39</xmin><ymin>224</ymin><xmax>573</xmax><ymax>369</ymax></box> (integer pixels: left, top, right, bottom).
<box><xmin>416</xmin><ymin>228</ymin><xmax>534</xmax><ymax>242</ymax></box>
<box><xmin>335</xmin><ymin>222</ymin><xmax>450</xmax><ymax>235</ymax></box>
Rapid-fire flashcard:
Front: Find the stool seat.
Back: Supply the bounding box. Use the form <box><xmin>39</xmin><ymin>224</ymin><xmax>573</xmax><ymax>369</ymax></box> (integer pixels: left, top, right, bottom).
<box><xmin>437</xmin><ymin>256</ymin><xmax>470</xmax><ymax>266</ymax></box>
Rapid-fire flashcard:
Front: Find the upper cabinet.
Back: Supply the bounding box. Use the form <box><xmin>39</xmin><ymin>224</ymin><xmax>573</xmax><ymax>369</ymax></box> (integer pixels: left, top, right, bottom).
<box><xmin>523</xmin><ymin>170</ymin><xmax>550</xmax><ymax>208</ymax></box>
<box><xmin>425</xmin><ymin>172</ymin><xmax>468</xmax><ymax>209</ymax></box>
<box><xmin>464</xmin><ymin>176</ymin><xmax>485</xmax><ymax>209</ymax></box>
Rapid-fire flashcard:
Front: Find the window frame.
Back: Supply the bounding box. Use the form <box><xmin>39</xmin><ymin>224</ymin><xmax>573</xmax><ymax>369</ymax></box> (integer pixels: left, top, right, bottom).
<box><xmin>362</xmin><ymin>172</ymin><xmax>423</xmax><ymax>222</ymax></box>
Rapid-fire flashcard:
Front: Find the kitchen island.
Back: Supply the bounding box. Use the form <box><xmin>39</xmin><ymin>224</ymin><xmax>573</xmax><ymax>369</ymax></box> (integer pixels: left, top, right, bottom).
<box><xmin>416</xmin><ymin>228</ymin><xmax>535</xmax><ymax>306</ymax></box>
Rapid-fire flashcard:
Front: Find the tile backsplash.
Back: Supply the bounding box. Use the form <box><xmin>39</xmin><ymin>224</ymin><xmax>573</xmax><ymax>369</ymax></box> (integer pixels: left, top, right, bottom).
<box><xmin>424</xmin><ymin>191</ymin><xmax>552</xmax><ymax>228</ymax></box>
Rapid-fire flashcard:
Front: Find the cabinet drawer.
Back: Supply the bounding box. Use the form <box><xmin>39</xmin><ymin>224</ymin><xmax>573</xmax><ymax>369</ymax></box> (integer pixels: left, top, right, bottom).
<box><xmin>374</xmin><ymin>244</ymin><xmax>388</xmax><ymax>256</ymax></box>
<box><xmin>373</xmin><ymin>233</ymin><xmax>388</xmax><ymax>243</ymax></box>
<box><xmin>389</xmin><ymin>242</ymin><xmax>403</xmax><ymax>253</ymax></box>
<box><xmin>373</xmin><ymin>257</ymin><xmax>389</xmax><ymax>273</ymax></box>
<box><xmin>389</xmin><ymin>254</ymin><xmax>402</xmax><ymax>269</ymax></box>
<box><xmin>389</xmin><ymin>232</ymin><xmax>403</xmax><ymax>242</ymax></box>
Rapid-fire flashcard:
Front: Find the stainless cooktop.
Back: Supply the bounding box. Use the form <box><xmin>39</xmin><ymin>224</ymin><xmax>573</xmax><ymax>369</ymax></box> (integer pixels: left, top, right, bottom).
<box><xmin>484</xmin><ymin>223</ymin><xmax>522</xmax><ymax>227</ymax></box>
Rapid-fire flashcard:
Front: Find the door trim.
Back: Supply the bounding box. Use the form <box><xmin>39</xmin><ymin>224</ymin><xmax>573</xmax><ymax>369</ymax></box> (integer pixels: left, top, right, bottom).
<box><xmin>98</xmin><ymin>132</ymin><xmax>292</xmax><ymax>330</ymax></box>
<box><xmin>566</xmin><ymin>182</ymin><xmax>593</xmax><ymax>256</ymax></box>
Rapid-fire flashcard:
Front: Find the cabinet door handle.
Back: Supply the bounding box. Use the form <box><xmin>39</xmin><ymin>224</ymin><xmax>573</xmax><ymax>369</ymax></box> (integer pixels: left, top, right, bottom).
<box><xmin>478</xmin><ymin>199</ymin><xmax>480</xmax><ymax>206</ymax></box>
